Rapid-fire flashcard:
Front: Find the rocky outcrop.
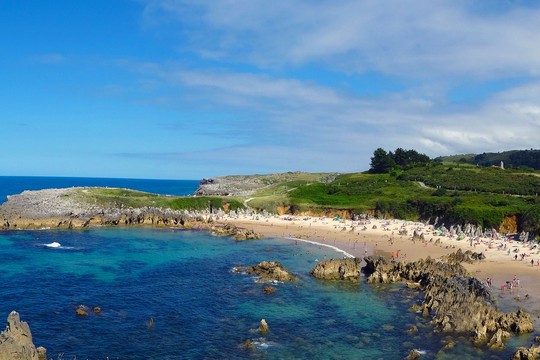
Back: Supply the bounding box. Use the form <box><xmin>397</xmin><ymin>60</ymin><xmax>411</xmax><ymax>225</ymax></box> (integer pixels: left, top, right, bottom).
<box><xmin>513</xmin><ymin>344</ymin><xmax>540</xmax><ymax>360</ymax></box>
<box><xmin>210</xmin><ymin>223</ymin><xmax>264</xmax><ymax>240</ymax></box>
<box><xmin>0</xmin><ymin>311</ymin><xmax>46</xmax><ymax>360</ymax></box>
<box><xmin>442</xmin><ymin>248</ymin><xmax>485</xmax><ymax>264</ymax></box>
<box><xmin>361</xmin><ymin>253</ymin><xmax>533</xmax><ymax>347</ymax></box>
<box><xmin>0</xmin><ymin>188</ymin><xmax>209</xmax><ymax>230</ymax></box>
<box><xmin>310</xmin><ymin>258</ymin><xmax>362</xmax><ymax>281</ymax></box>
<box><xmin>245</xmin><ymin>261</ymin><xmax>298</xmax><ymax>282</ymax></box>
<box><xmin>258</xmin><ymin>319</ymin><xmax>269</xmax><ymax>334</ymax></box>
<box><xmin>405</xmin><ymin>349</ymin><xmax>421</xmax><ymax>360</ymax></box>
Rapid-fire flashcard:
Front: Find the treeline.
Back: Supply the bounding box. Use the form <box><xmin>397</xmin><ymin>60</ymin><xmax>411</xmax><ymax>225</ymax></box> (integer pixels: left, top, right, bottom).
<box><xmin>437</xmin><ymin>149</ymin><xmax>540</xmax><ymax>170</ymax></box>
<box><xmin>369</xmin><ymin>148</ymin><xmax>430</xmax><ymax>174</ymax></box>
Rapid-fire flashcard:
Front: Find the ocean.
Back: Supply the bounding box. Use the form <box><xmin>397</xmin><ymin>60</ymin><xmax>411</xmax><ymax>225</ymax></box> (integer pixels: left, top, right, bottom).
<box><xmin>0</xmin><ymin>176</ymin><xmax>200</xmax><ymax>204</ymax></box>
<box><xmin>0</xmin><ymin>177</ymin><xmax>533</xmax><ymax>359</ymax></box>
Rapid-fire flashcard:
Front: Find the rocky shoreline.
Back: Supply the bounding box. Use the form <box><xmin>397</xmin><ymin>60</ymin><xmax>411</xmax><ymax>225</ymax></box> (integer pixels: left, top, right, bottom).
<box><xmin>312</xmin><ymin>252</ymin><xmax>540</xmax><ymax>357</ymax></box>
<box><xmin>0</xmin><ymin>188</ymin><xmax>200</xmax><ymax>230</ymax></box>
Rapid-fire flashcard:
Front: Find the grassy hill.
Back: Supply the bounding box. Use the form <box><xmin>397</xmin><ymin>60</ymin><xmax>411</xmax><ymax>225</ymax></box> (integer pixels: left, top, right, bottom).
<box><xmin>71</xmin><ymin>165</ymin><xmax>540</xmax><ymax>238</ymax></box>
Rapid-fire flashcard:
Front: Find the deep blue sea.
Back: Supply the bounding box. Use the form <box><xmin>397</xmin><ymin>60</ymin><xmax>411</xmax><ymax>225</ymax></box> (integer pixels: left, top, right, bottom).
<box><xmin>0</xmin><ymin>176</ymin><xmax>200</xmax><ymax>204</ymax></box>
<box><xmin>0</xmin><ymin>177</ymin><xmax>533</xmax><ymax>359</ymax></box>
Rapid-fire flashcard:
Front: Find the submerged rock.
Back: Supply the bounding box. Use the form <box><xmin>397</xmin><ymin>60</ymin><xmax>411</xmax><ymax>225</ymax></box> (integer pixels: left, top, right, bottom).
<box><xmin>310</xmin><ymin>258</ymin><xmax>362</xmax><ymax>281</ymax></box>
<box><xmin>263</xmin><ymin>286</ymin><xmax>276</xmax><ymax>294</ymax></box>
<box><xmin>0</xmin><ymin>311</ymin><xmax>46</xmax><ymax>360</ymax></box>
<box><xmin>405</xmin><ymin>349</ymin><xmax>421</xmax><ymax>359</ymax></box>
<box><xmin>240</xmin><ymin>339</ymin><xmax>256</xmax><ymax>351</ymax></box>
<box><xmin>245</xmin><ymin>261</ymin><xmax>298</xmax><ymax>283</ymax></box>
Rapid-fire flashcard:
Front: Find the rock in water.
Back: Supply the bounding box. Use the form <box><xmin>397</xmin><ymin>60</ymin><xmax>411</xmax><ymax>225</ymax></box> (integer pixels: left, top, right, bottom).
<box><xmin>310</xmin><ymin>258</ymin><xmax>362</xmax><ymax>281</ymax></box>
<box><xmin>405</xmin><ymin>349</ymin><xmax>421</xmax><ymax>359</ymax></box>
<box><xmin>0</xmin><ymin>311</ymin><xmax>46</xmax><ymax>360</ymax></box>
<box><xmin>258</xmin><ymin>319</ymin><xmax>269</xmax><ymax>334</ymax></box>
<box><xmin>245</xmin><ymin>261</ymin><xmax>298</xmax><ymax>282</ymax></box>
<box><xmin>513</xmin><ymin>344</ymin><xmax>540</xmax><ymax>360</ymax></box>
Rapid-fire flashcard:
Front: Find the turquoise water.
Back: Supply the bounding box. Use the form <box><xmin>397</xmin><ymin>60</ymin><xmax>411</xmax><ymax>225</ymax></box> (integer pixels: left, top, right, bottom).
<box><xmin>0</xmin><ymin>228</ymin><xmax>532</xmax><ymax>359</ymax></box>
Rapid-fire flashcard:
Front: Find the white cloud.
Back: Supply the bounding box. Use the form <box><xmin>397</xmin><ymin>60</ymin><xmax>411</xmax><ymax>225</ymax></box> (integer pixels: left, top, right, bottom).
<box><xmin>128</xmin><ymin>1</ymin><xmax>540</xmax><ymax>173</ymax></box>
<box><xmin>143</xmin><ymin>0</ymin><xmax>540</xmax><ymax>78</ymax></box>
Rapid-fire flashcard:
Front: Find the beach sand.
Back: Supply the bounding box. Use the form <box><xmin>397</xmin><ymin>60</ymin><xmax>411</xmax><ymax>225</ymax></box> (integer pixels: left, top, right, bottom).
<box><xmin>216</xmin><ymin>213</ymin><xmax>540</xmax><ymax>327</ymax></box>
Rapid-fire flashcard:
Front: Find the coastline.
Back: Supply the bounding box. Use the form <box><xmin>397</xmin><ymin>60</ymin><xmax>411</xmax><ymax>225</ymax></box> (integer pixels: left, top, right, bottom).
<box><xmin>215</xmin><ymin>213</ymin><xmax>540</xmax><ymax>328</ymax></box>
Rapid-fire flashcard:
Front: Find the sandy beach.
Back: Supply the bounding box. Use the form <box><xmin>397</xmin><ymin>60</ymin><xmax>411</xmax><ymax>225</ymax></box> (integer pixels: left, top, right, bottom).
<box><xmin>216</xmin><ymin>213</ymin><xmax>540</xmax><ymax>326</ymax></box>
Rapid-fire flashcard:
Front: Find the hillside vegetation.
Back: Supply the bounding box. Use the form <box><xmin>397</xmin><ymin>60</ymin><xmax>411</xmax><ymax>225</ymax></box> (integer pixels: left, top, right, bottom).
<box><xmin>436</xmin><ymin>149</ymin><xmax>540</xmax><ymax>170</ymax></box>
<box><xmin>67</xmin><ymin>160</ymin><xmax>540</xmax><ymax>238</ymax></box>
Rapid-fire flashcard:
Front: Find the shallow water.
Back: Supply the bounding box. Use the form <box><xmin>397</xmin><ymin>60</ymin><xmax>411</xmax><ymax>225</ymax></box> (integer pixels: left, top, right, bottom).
<box><xmin>0</xmin><ymin>228</ymin><xmax>532</xmax><ymax>359</ymax></box>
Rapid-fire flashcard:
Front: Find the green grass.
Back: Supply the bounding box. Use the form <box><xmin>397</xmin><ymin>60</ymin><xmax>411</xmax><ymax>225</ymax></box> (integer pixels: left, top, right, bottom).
<box><xmin>74</xmin><ymin>188</ymin><xmax>243</xmax><ymax>211</ymax></box>
<box><xmin>70</xmin><ymin>165</ymin><xmax>540</xmax><ymax>237</ymax></box>
<box><xmin>400</xmin><ymin>162</ymin><xmax>540</xmax><ymax>195</ymax></box>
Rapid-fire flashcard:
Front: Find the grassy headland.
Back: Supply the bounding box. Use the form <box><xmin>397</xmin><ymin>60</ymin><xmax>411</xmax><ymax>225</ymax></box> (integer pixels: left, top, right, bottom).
<box><xmin>64</xmin><ymin>164</ymin><xmax>539</xmax><ymax>238</ymax></box>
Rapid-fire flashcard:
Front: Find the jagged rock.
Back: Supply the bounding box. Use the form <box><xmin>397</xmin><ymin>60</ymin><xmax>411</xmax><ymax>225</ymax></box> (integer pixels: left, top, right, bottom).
<box><xmin>487</xmin><ymin>329</ymin><xmax>510</xmax><ymax>349</ymax></box>
<box><xmin>442</xmin><ymin>338</ymin><xmax>456</xmax><ymax>350</ymax></box>
<box><xmin>362</xmin><ymin>256</ymin><xmax>403</xmax><ymax>283</ymax></box>
<box><xmin>211</xmin><ymin>224</ymin><xmax>264</xmax><ymax>240</ymax></box>
<box><xmin>406</xmin><ymin>281</ymin><xmax>421</xmax><ymax>289</ymax></box>
<box><xmin>513</xmin><ymin>344</ymin><xmax>540</xmax><ymax>360</ymax></box>
<box><xmin>311</xmin><ymin>258</ymin><xmax>362</xmax><ymax>281</ymax></box>
<box><xmin>405</xmin><ymin>349</ymin><xmax>421</xmax><ymax>359</ymax></box>
<box><xmin>93</xmin><ymin>306</ymin><xmax>102</xmax><ymax>314</ymax></box>
<box><xmin>258</xmin><ymin>319</ymin><xmax>269</xmax><ymax>334</ymax></box>
<box><xmin>444</xmin><ymin>249</ymin><xmax>485</xmax><ymax>264</ymax></box>
<box><xmin>76</xmin><ymin>306</ymin><xmax>89</xmax><ymax>317</ymax></box>
<box><xmin>246</xmin><ymin>261</ymin><xmax>297</xmax><ymax>283</ymax></box>
<box><xmin>361</xmin><ymin>252</ymin><xmax>533</xmax><ymax>347</ymax></box>
<box><xmin>0</xmin><ymin>311</ymin><xmax>45</xmax><ymax>360</ymax></box>
<box><xmin>36</xmin><ymin>347</ymin><xmax>47</xmax><ymax>360</ymax></box>
<box><xmin>240</xmin><ymin>339</ymin><xmax>256</xmax><ymax>350</ymax></box>
<box><xmin>407</xmin><ymin>325</ymin><xmax>418</xmax><ymax>334</ymax></box>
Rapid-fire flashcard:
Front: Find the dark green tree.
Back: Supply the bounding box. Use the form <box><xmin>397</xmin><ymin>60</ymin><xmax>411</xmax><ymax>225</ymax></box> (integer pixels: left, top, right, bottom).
<box><xmin>370</xmin><ymin>148</ymin><xmax>395</xmax><ymax>173</ymax></box>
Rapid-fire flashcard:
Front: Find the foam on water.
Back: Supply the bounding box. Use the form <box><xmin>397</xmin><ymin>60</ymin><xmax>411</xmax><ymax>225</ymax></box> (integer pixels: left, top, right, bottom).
<box><xmin>43</xmin><ymin>242</ymin><xmax>61</xmax><ymax>248</ymax></box>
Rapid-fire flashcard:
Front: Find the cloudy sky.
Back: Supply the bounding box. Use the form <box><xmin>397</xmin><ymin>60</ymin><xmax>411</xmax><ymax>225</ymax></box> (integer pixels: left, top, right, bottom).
<box><xmin>1</xmin><ymin>0</ymin><xmax>539</xmax><ymax>179</ymax></box>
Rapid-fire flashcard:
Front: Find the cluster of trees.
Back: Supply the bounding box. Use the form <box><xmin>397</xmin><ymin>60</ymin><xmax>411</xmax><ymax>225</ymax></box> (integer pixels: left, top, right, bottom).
<box><xmin>369</xmin><ymin>148</ymin><xmax>431</xmax><ymax>174</ymax></box>
<box><xmin>472</xmin><ymin>149</ymin><xmax>540</xmax><ymax>170</ymax></box>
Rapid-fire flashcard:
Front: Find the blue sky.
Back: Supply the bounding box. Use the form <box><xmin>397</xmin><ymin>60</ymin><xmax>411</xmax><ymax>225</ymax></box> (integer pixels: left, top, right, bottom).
<box><xmin>1</xmin><ymin>0</ymin><xmax>540</xmax><ymax>179</ymax></box>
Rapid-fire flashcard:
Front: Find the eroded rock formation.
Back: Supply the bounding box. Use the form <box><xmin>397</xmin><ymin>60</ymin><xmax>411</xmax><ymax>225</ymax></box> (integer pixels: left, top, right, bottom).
<box><xmin>513</xmin><ymin>344</ymin><xmax>540</xmax><ymax>359</ymax></box>
<box><xmin>210</xmin><ymin>223</ymin><xmax>264</xmax><ymax>240</ymax></box>
<box><xmin>0</xmin><ymin>311</ymin><xmax>46</xmax><ymax>360</ymax></box>
<box><xmin>361</xmin><ymin>253</ymin><xmax>533</xmax><ymax>347</ymax></box>
<box><xmin>245</xmin><ymin>261</ymin><xmax>298</xmax><ymax>283</ymax></box>
<box><xmin>310</xmin><ymin>258</ymin><xmax>362</xmax><ymax>281</ymax></box>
